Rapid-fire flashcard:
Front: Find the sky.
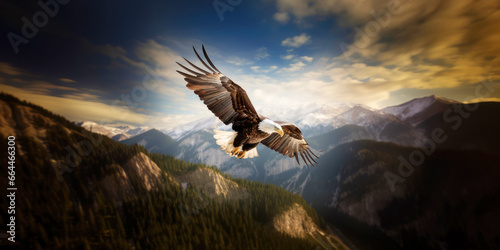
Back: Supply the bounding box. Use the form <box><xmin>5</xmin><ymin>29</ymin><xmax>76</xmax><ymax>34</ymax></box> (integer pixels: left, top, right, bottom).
<box><xmin>0</xmin><ymin>0</ymin><xmax>499</xmax><ymax>130</ymax></box>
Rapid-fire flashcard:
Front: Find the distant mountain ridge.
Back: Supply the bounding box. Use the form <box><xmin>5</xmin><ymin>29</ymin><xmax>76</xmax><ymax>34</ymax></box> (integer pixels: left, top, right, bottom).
<box><xmin>74</xmin><ymin>120</ymin><xmax>148</xmax><ymax>141</ymax></box>
<box><xmin>383</xmin><ymin>95</ymin><xmax>459</xmax><ymax>126</ymax></box>
<box><xmin>77</xmin><ymin>95</ymin><xmax>450</xmax><ymax>145</ymax></box>
<box><xmin>121</xmin><ymin>128</ymin><xmax>176</xmax><ymax>154</ymax></box>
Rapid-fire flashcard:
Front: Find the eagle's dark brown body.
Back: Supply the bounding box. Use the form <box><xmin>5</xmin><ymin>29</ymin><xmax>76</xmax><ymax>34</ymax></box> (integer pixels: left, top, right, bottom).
<box><xmin>232</xmin><ymin>117</ymin><xmax>270</xmax><ymax>151</ymax></box>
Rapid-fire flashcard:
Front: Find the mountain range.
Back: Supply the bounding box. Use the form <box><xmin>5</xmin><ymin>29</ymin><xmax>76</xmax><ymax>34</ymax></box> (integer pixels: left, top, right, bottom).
<box><xmin>113</xmin><ymin>95</ymin><xmax>448</xmax><ymax>182</ymax></box>
<box><xmin>74</xmin><ymin>120</ymin><xmax>148</xmax><ymax>141</ymax></box>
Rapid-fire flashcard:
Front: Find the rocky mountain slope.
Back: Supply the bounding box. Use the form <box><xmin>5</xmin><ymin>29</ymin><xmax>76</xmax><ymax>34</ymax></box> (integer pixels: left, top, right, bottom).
<box><xmin>174</xmin><ymin>168</ymin><xmax>250</xmax><ymax>202</ymax></box>
<box><xmin>270</xmin><ymin>203</ymin><xmax>349</xmax><ymax>249</ymax></box>
<box><xmin>98</xmin><ymin>152</ymin><xmax>168</xmax><ymax>203</ymax></box>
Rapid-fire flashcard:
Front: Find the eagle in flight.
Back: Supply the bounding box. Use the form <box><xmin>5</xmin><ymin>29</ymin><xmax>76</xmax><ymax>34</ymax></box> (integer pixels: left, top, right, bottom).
<box><xmin>176</xmin><ymin>46</ymin><xmax>320</xmax><ymax>167</ymax></box>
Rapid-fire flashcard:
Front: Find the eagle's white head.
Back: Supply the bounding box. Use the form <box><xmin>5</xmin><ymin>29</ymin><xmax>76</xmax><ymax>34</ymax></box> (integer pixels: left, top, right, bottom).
<box><xmin>258</xmin><ymin>119</ymin><xmax>284</xmax><ymax>136</ymax></box>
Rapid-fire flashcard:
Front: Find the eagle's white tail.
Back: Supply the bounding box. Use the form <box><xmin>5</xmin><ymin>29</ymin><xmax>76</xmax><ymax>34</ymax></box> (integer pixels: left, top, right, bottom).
<box><xmin>213</xmin><ymin>130</ymin><xmax>258</xmax><ymax>159</ymax></box>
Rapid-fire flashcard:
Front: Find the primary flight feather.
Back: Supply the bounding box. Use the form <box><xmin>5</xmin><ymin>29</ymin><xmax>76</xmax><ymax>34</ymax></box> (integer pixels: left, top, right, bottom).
<box><xmin>177</xmin><ymin>45</ymin><xmax>320</xmax><ymax>167</ymax></box>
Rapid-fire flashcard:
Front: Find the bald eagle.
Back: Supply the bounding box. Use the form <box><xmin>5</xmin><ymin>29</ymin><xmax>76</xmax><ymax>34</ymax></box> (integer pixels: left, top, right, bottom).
<box><xmin>177</xmin><ymin>46</ymin><xmax>320</xmax><ymax>167</ymax></box>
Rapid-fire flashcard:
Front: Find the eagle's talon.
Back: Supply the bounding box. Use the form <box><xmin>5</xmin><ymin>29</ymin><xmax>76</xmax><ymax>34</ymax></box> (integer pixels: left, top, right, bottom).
<box><xmin>237</xmin><ymin>151</ymin><xmax>246</xmax><ymax>159</ymax></box>
<box><xmin>231</xmin><ymin>146</ymin><xmax>241</xmax><ymax>155</ymax></box>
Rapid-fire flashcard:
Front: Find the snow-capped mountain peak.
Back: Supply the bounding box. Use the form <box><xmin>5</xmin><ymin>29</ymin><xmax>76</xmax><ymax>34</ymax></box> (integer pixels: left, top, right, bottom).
<box><xmin>74</xmin><ymin>121</ymin><xmax>149</xmax><ymax>141</ymax></box>
<box><xmin>382</xmin><ymin>95</ymin><xmax>459</xmax><ymax>125</ymax></box>
<box><xmin>164</xmin><ymin>116</ymin><xmax>230</xmax><ymax>140</ymax></box>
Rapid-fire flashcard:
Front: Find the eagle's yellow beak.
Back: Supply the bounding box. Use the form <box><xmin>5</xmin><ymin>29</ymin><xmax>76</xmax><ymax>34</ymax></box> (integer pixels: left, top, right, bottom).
<box><xmin>275</xmin><ymin>128</ymin><xmax>284</xmax><ymax>137</ymax></box>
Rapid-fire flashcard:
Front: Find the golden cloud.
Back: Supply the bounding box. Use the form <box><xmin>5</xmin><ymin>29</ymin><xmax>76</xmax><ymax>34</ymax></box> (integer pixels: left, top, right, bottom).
<box><xmin>59</xmin><ymin>78</ymin><xmax>77</xmax><ymax>83</ymax></box>
<box><xmin>0</xmin><ymin>84</ymin><xmax>151</xmax><ymax>125</ymax></box>
<box><xmin>0</xmin><ymin>62</ymin><xmax>23</xmax><ymax>76</ymax></box>
<box><xmin>274</xmin><ymin>0</ymin><xmax>500</xmax><ymax>105</ymax></box>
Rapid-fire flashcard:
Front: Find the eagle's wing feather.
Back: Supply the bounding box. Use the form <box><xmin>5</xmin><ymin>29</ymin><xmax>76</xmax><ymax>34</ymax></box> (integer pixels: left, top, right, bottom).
<box><xmin>261</xmin><ymin>121</ymin><xmax>321</xmax><ymax>167</ymax></box>
<box><xmin>177</xmin><ymin>46</ymin><xmax>259</xmax><ymax>125</ymax></box>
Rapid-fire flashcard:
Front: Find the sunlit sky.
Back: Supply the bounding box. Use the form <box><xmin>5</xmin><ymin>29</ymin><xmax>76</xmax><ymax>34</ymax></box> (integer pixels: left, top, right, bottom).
<box><xmin>1</xmin><ymin>0</ymin><xmax>499</xmax><ymax>130</ymax></box>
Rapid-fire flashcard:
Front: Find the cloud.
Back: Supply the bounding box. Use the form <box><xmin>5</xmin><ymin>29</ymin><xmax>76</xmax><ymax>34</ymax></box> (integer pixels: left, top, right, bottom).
<box><xmin>273</xmin><ymin>0</ymin><xmax>500</xmax><ymax>107</ymax></box>
<box><xmin>27</xmin><ymin>81</ymin><xmax>80</xmax><ymax>92</ymax></box>
<box><xmin>281</xmin><ymin>33</ymin><xmax>311</xmax><ymax>48</ymax></box>
<box><xmin>466</xmin><ymin>97</ymin><xmax>500</xmax><ymax>103</ymax></box>
<box><xmin>255</xmin><ymin>47</ymin><xmax>270</xmax><ymax>60</ymax></box>
<box><xmin>300</xmin><ymin>56</ymin><xmax>314</xmax><ymax>63</ymax></box>
<box><xmin>277</xmin><ymin>55</ymin><xmax>313</xmax><ymax>73</ymax></box>
<box><xmin>147</xmin><ymin>113</ymin><xmax>202</xmax><ymax>131</ymax></box>
<box><xmin>338</xmin><ymin>0</ymin><xmax>500</xmax><ymax>88</ymax></box>
<box><xmin>93</xmin><ymin>43</ymin><xmax>128</xmax><ymax>59</ymax></box>
<box><xmin>281</xmin><ymin>54</ymin><xmax>295</xmax><ymax>60</ymax></box>
<box><xmin>0</xmin><ymin>84</ymin><xmax>151</xmax><ymax>125</ymax></box>
<box><xmin>8</xmin><ymin>78</ymin><xmax>80</xmax><ymax>94</ymax></box>
<box><xmin>59</xmin><ymin>78</ymin><xmax>77</xmax><ymax>83</ymax></box>
<box><xmin>134</xmin><ymin>39</ymin><xmax>185</xmax><ymax>81</ymax></box>
<box><xmin>280</xmin><ymin>61</ymin><xmax>306</xmax><ymax>72</ymax></box>
<box><xmin>226</xmin><ymin>56</ymin><xmax>253</xmax><ymax>66</ymax></box>
<box><xmin>251</xmin><ymin>65</ymin><xmax>278</xmax><ymax>73</ymax></box>
<box><xmin>132</xmin><ymin>39</ymin><xmax>205</xmax><ymax>109</ymax></box>
<box><xmin>0</xmin><ymin>62</ymin><xmax>23</xmax><ymax>76</ymax></box>
<box><xmin>61</xmin><ymin>93</ymin><xmax>101</xmax><ymax>100</ymax></box>
<box><xmin>274</xmin><ymin>12</ymin><xmax>290</xmax><ymax>23</ymax></box>
<box><xmin>273</xmin><ymin>0</ymin><xmax>396</xmax><ymax>25</ymax></box>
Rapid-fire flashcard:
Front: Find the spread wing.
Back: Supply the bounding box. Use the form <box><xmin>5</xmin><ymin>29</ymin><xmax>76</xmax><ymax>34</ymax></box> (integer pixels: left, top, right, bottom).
<box><xmin>261</xmin><ymin>121</ymin><xmax>321</xmax><ymax>167</ymax></box>
<box><xmin>177</xmin><ymin>45</ymin><xmax>259</xmax><ymax>125</ymax></box>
